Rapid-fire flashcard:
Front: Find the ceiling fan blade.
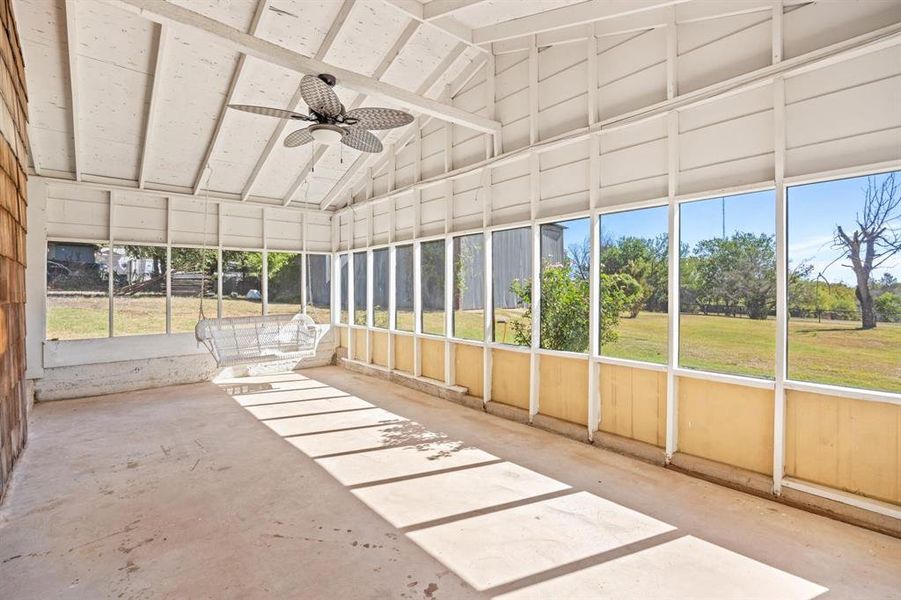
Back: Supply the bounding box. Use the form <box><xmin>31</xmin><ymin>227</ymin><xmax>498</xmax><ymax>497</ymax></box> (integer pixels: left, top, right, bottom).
<box><xmin>341</xmin><ymin>129</ymin><xmax>382</xmax><ymax>153</ymax></box>
<box><xmin>284</xmin><ymin>128</ymin><xmax>313</xmax><ymax>148</ymax></box>
<box><xmin>228</xmin><ymin>104</ymin><xmax>309</xmax><ymax>120</ymax></box>
<box><xmin>300</xmin><ymin>75</ymin><xmax>343</xmax><ymax>118</ymax></box>
<box><xmin>345</xmin><ymin>107</ymin><xmax>414</xmax><ymax>130</ymax></box>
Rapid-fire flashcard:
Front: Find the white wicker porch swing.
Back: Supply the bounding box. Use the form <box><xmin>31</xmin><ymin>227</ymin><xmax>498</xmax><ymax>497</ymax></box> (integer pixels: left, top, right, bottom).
<box><xmin>192</xmin><ymin>172</ymin><xmax>320</xmax><ymax>368</ymax></box>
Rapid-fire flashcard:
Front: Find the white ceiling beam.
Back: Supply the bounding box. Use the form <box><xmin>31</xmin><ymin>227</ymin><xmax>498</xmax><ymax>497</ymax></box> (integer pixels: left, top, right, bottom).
<box><xmin>472</xmin><ymin>0</ymin><xmax>688</xmax><ymax>45</ymax></box>
<box><xmin>112</xmin><ymin>0</ymin><xmax>500</xmax><ymax>133</ymax></box>
<box><xmin>362</xmin><ymin>47</ymin><xmax>480</xmax><ymax>187</ymax></box>
<box><xmin>138</xmin><ymin>23</ymin><xmax>169</xmax><ymax>188</ymax></box>
<box><xmin>244</xmin><ymin>0</ymin><xmax>357</xmax><ymax>202</ymax></box>
<box><xmin>318</xmin><ymin>43</ymin><xmax>469</xmax><ymax>210</ymax></box>
<box><xmin>280</xmin><ymin>17</ymin><xmax>421</xmax><ymax>206</ymax></box>
<box><xmin>380</xmin><ymin>0</ymin><xmax>487</xmax><ymax>53</ymax></box>
<box><xmin>490</xmin><ymin>0</ymin><xmax>813</xmax><ymax>53</ymax></box>
<box><xmin>423</xmin><ymin>0</ymin><xmax>488</xmax><ymax>21</ymax></box>
<box><xmin>193</xmin><ymin>0</ymin><xmax>270</xmax><ymax>195</ymax></box>
<box><xmin>63</xmin><ymin>0</ymin><xmax>81</xmax><ymax>181</ymax></box>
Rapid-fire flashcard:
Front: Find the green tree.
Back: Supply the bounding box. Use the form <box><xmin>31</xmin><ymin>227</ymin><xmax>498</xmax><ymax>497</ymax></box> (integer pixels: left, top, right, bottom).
<box><xmin>690</xmin><ymin>233</ymin><xmax>776</xmax><ymax>319</ymax></box>
<box><xmin>600</xmin><ymin>235</ymin><xmax>667</xmax><ymax>317</ymax></box>
<box><xmin>509</xmin><ymin>259</ymin><xmax>637</xmax><ymax>352</ymax></box>
<box><xmin>875</xmin><ymin>292</ymin><xmax>901</xmax><ymax>322</ymax></box>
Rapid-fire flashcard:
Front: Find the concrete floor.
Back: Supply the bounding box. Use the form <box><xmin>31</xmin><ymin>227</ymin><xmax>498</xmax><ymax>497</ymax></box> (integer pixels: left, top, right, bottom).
<box><xmin>1</xmin><ymin>367</ymin><xmax>900</xmax><ymax>599</ymax></box>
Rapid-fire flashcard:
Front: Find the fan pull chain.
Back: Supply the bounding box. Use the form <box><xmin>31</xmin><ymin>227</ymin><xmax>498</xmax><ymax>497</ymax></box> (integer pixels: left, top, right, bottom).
<box><xmin>340</xmin><ymin>143</ymin><xmax>343</xmax><ymax>165</ymax></box>
<box><xmin>310</xmin><ymin>141</ymin><xmax>315</xmax><ymax>173</ymax></box>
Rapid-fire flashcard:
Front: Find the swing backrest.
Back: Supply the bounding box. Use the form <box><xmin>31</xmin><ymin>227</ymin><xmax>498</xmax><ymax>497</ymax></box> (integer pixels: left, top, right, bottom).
<box><xmin>195</xmin><ymin>313</ymin><xmax>318</xmax><ymax>367</ymax></box>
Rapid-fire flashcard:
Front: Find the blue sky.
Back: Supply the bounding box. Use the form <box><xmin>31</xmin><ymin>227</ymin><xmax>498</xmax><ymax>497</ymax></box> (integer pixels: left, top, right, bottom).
<box><xmin>584</xmin><ymin>172</ymin><xmax>900</xmax><ymax>286</ymax></box>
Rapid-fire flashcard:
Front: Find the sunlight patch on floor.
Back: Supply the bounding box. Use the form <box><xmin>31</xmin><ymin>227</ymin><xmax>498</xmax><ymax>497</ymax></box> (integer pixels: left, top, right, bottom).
<box><xmin>352</xmin><ymin>462</ymin><xmax>571</xmax><ymax>528</ymax></box>
<box><xmin>495</xmin><ymin>535</ymin><xmax>829</xmax><ymax>599</ymax></box>
<box><xmin>219</xmin><ymin>372</ymin><xmax>828</xmax><ymax>600</ymax></box>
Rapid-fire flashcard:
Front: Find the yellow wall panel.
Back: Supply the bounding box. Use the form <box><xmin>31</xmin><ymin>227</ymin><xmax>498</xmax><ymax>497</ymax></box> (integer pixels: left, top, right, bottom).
<box><xmin>420</xmin><ymin>338</ymin><xmax>445</xmax><ymax>381</ymax></box>
<box><xmin>678</xmin><ymin>377</ymin><xmax>774</xmax><ymax>475</ymax></box>
<box><xmin>492</xmin><ymin>349</ymin><xmax>530</xmax><ymax>409</ymax></box>
<box><xmin>539</xmin><ymin>355</ymin><xmax>589</xmax><ymax>425</ymax></box>
<box><xmin>353</xmin><ymin>329</ymin><xmax>368</xmax><ymax>361</ymax></box>
<box><xmin>338</xmin><ymin>326</ymin><xmax>347</xmax><ymax>349</ymax></box>
<box><xmin>599</xmin><ymin>364</ymin><xmax>666</xmax><ymax>447</ymax></box>
<box><xmin>786</xmin><ymin>390</ymin><xmax>900</xmax><ymax>505</ymax></box>
<box><xmin>454</xmin><ymin>344</ymin><xmax>483</xmax><ymax>398</ymax></box>
<box><xmin>371</xmin><ymin>331</ymin><xmax>389</xmax><ymax>367</ymax></box>
<box><xmin>393</xmin><ymin>334</ymin><xmax>414</xmax><ymax>374</ymax></box>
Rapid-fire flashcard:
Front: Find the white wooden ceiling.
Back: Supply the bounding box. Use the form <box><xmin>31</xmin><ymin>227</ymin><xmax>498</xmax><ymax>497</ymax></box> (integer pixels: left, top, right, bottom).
<box><xmin>16</xmin><ymin>0</ymin><xmax>714</xmax><ymax>211</ymax></box>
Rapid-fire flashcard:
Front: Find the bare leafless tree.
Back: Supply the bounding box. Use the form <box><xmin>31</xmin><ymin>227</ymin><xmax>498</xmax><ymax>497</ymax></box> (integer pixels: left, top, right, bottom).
<box><xmin>834</xmin><ymin>172</ymin><xmax>901</xmax><ymax>329</ymax></box>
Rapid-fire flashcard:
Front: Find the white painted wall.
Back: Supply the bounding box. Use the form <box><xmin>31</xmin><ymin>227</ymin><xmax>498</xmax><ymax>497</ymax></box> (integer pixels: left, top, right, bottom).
<box><xmin>348</xmin><ymin>1</ymin><xmax>901</xmax><ymax>240</ymax></box>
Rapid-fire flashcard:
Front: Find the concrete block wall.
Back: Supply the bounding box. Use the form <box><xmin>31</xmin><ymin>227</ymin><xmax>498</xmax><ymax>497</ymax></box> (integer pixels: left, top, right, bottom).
<box><xmin>0</xmin><ymin>0</ymin><xmax>28</xmax><ymax>500</ymax></box>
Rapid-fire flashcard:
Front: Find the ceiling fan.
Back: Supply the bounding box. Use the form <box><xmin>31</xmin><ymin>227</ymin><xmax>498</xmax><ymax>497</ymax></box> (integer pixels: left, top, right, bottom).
<box><xmin>228</xmin><ymin>73</ymin><xmax>414</xmax><ymax>154</ymax></box>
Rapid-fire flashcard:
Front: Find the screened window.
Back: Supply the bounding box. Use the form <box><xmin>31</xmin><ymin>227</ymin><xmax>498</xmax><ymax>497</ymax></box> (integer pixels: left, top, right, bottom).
<box><xmin>421</xmin><ymin>240</ymin><xmax>445</xmax><ymax>335</ymax></box>
<box><xmin>306</xmin><ymin>254</ymin><xmax>331</xmax><ymax>324</ymax></box>
<box><xmin>787</xmin><ymin>171</ymin><xmax>901</xmax><ymax>393</ymax></box>
<box><xmin>372</xmin><ymin>248</ymin><xmax>389</xmax><ymax>328</ymax></box>
<box><xmin>599</xmin><ymin>206</ymin><xmax>669</xmax><ymax>363</ymax></box>
<box><xmin>492</xmin><ymin>227</ymin><xmax>531</xmax><ymax>345</ymax></box>
<box><xmin>453</xmin><ymin>234</ymin><xmax>485</xmax><ymax>341</ymax></box>
<box><xmin>339</xmin><ymin>253</ymin><xmax>349</xmax><ymax>324</ymax></box>
<box><xmin>395</xmin><ymin>245</ymin><xmax>414</xmax><ymax>331</ymax></box>
<box><xmin>679</xmin><ymin>190</ymin><xmax>776</xmax><ymax>378</ymax></box>
<box><xmin>353</xmin><ymin>251</ymin><xmax>367</xmax><ymax>326</ymax></box>
<box><xmin>170</xmin><ymin>247</ymin><xmax>217</xmax><ymax>332</ymax></box>
<box><xmin>540</xmin><ymin>218</ymin><xmax>590</xmax><ymax>352</ymax></box>
<box><xmin>221</xmin><ymin>250</ymin><xmax>263</xmax><ymax>317</ymax></box>
<box><xmin>46</xmin><ymin>241</ymin><xmax>109</xmax><ymax>340</ymax></box>
<box><xmin>267</xmin><ymin>252</ymin><xmax>302</xmax><ymax>315</ymax></box>
<box><xmin>112</xmin><ymin>245</ymin><xmax>167</xmax><ymax>336</ymax></box>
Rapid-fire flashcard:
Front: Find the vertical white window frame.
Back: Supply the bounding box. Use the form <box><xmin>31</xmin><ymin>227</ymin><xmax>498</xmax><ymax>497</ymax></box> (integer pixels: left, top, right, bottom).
<box><xmin>388</xmin><ymin>244</ymin><xmax>397</xmax><ymax>370</ymax></box>
<box><xmin>165</xmin><ymin>197</ymin><xmax>172</xmax><ymax>334</ymax></box>
<box><xmin>772</xmin><ymin>0</ymin><xmax>788</xmax><ymax>496</ymax></box>
<box><xmin>366</xmin><ymin>248</ymin><xmax>373</xmax><ymax>363</ymax></box>
<box><xmin>347</xmin><ymin>250</ymin><xmax>355</xmax><ymax>361</ymax></box>
<box><xmin>664</xmin><ymin>7</ymin><xmax>679</xmax><ymax>462</ymax></box>
<box><xmin>529</xmin><ymin>223</ymin><xmax>541</xmax><ymax>421</ymax></box>
<box><xmin>483</xmin><ymin>230</ymin><xmax>493</xmax><ymax>405</ymax></box>
<box><xmin>413</xmin><ymin>240</ymin><xmax>423</xmax><ymax>377</ymax></box>
<box><xmin>444</xmin><ymin>235</ymin><xmax>455</xmax><ymax>386</ymax></box>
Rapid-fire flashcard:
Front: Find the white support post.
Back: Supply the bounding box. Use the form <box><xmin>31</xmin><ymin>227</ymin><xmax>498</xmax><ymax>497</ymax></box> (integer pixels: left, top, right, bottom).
<box><xmin>347</xmin><ymin>247</ymin><xmax>355</xmax><ymax>361</ymax></box>
<box><xmin>485</xmin><ymin>52</ymin><xmax>496</xmax><ymax>159</ymax></box>
<box><xmin>665</xmin><ymin>110</ymin><xmax>680</xmax><ymax>462</ymax></box>
<box><xmin>301</xmin><ymin>212</ymin><xmax>308</xmax><ymax>314</ymax></box>
<box><xmin>483</xmin><ymin>228</ymin><xmax>493</xmax><ymax>406</ymax></box>
<box><xmin>588</xmin><ymin>135</ymin><xmax>600</xmax><ymax>438</ymax></box>
<box><xmin>413</xmin><ymin>240</ymin><xmax>422</xmax><ymax>377</ymax></box>
<box><xmin>444</xmin><ymin>84</ymin><xmax>454</xmax><ymax>174</ymax></box>
<box><xmin>108</xmin><ymin>192</ymin><xmax>117</xmax><ymax>337</ymax></box>
<box><xmin>665</xmin><ymin>6</ymin><xmax>678</xmax><ymax>101</ymax></box>
<box><xmin>388</xmin><ymin>244</ymin><xmax>397</xmax><ymax>371</ymax></box>
<box><xmin>586</xmin><ymin>26</ymin><xmax>598</xmax><ymax>127</ymax></box>
<box><xmin>772</xmin><ymin>0</ymin><xmax>787</xmax><ymax>495</ymax></box>
<box><xmin>529</xmin><ymin>222</ymin><xmax>541</xmax><ymax>421</ymax></box>
<box><xmin>165</xmin><ymin>196</ymin><xmax>172</xmax><ymax>334</ymax></box>
<box><xmin>366</xmin><ymin>249</ymin><xmax>373</xmax><ymax>363</ymax></box>
<box><xmin>528</xmin><ymin>35</ymin><xmax>539</xmax><ymax>145</ymax></box>
<box><xmin>262</xmin><ymin>207</ymin><xmax>269</xmax><ymax>316</ymax></box>
<box><xmin>444</xmin><ymin>235</ymin><xmax>455</xmax><ymax>386</ymax></box>
<box><xmin>217</xmin><ymin>202</ymin><xmax>223</xmax><ymax>318</ymax></box>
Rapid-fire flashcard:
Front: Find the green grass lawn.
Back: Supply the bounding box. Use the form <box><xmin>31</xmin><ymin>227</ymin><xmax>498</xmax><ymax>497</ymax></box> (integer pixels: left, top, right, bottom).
<box><xmin>47</xmin><ymin>296</ymin><xmax>899</xmax><ymax>393</ymax></box>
